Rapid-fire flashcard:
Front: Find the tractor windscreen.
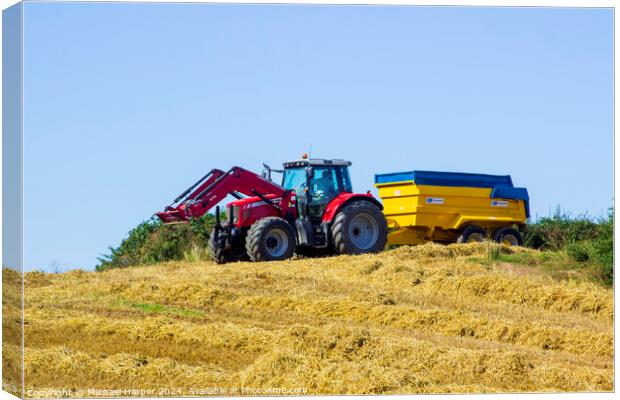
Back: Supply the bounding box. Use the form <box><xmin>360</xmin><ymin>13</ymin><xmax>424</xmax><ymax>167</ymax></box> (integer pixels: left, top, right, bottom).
<box><xmin>282</xmin><ymin>167</ymin><xmax>307</xmax><ymax>196</ymax></box>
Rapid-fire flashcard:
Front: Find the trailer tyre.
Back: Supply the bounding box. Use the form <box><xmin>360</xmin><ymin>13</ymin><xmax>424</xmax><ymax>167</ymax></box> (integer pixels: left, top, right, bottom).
<box><xmin>330</xmin><ymin>200</ymin><xmax>387</xmax><ymax>255</ymax></box>
<box><xmin>246</xmin><ymin>217</ymin><xmax>296</xmax><ymax>262</ymax></box>
<box><xmin>493</xmin><ymin>227</ymin><xmax>523</xmax><ymax>246</ymax></box>
<box><xmin>457</xmin><ymin>225</ymin><xmax>487</xmax><ymax>244</ymax></box>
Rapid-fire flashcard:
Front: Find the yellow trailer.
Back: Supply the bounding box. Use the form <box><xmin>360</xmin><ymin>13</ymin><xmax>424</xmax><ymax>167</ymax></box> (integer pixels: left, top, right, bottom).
<box><xmin>374</xmin><ymin>170</ymin><xmax>529</xmax><ymax>246</ymax></box>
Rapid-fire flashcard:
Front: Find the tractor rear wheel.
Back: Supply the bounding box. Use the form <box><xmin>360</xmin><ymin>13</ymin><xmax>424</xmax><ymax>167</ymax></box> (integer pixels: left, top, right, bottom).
<box><xmin>330</xmin><ymin>200</ymin><xmax>387</xmax><ymax>255</ymax></box>
<box><xmin>245</xmin><ymin>217</ymin><xmax>296</xmax><ymax>262</ymax></box>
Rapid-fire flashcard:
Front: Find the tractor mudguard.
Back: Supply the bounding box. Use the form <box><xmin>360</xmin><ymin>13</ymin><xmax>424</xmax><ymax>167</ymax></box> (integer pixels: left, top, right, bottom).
<box><xmin>321</xmin><ymin>193</ymin><xmax>383</xmax><ymax>224</ymax></box>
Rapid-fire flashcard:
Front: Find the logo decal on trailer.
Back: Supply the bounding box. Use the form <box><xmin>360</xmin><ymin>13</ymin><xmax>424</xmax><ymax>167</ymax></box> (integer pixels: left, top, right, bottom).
<box><xmin>491</xmin><ymin>200</ymin><xmax>509</xmax><ymax>207</ymax></box>
<box><xmin>425</xmin><ymin>197</ymin><xmax>444</xmax><ymax>205</ymax></box>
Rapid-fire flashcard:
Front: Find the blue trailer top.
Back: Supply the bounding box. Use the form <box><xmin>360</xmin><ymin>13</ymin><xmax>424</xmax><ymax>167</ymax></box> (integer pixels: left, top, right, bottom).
<box><xmin>374</xmin><ymin>170</ymin><xmax>514</xmax><ymax>188</ymax></box>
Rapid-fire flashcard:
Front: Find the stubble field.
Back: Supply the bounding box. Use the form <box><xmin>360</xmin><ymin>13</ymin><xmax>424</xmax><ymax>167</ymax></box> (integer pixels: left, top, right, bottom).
<box><xmin>2</xmin><ymin>243</ymin><xmax>614</xmax><ymax>397</ymax></box>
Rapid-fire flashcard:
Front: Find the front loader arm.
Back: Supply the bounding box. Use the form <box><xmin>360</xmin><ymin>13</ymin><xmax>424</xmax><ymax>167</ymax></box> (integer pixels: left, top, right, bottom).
<box><xmin>156</xmin><ymin>166</ymin><xmax>287</xmax><ymax>223</ymax></box>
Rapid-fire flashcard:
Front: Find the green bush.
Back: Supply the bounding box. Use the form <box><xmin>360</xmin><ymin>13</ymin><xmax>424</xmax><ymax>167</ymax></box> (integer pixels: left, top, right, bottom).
<box><xmin>566</xmin><ymin>241</ymin><xmax>591</xmax><ymax>262</ymax></box>
<box><xmin>590</xmin><ymin>211</ymin><xmax>613</xmax><ymax>285</ymax></box>
<box><xmin>524</xmin><ymin>209</ymin><xmax>599</xmax><ymax>251</ymax></box>
<box><xmin>528</xmin><ymin>208</ymin><xmax>613</xmax><ymax>286</ymax></box>
<box><xmin>96</xmin><ymin>213</ymin><xmax>220</xmax><ymax>271</ymax></box>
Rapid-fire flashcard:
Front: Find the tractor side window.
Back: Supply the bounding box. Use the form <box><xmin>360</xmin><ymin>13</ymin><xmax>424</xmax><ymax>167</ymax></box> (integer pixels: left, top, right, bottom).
<box><xmin>282</xmin><ymin>167</ymin><xmax>307</xmax><ymax>195</ymax></box>
<box><xmin>311</xmin><ymin>167</ymin><xmax>338</xmax><ymax>197</ymax></box>
<box><xmin>307</xmin><ymin>166</ymin><xmax>338</xmax><ymax>219</ymax></box>
<box><xmin>338</xmin><ymin>167</ymin><xmax>353</xmax><ymax>193</ymax></box>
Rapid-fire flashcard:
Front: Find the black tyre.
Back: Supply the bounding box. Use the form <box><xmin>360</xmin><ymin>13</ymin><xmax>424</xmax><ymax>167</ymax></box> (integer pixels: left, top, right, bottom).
<box><xmin>457</xmin><ymin>225</ymin><xmax>487</xmax><ymax>244</ymax></box>
<box><xmin>330</xmin><ymin>200</ymin><xmax>387</xmax><ymax>255</ymax></box>
<box><xmin>208</xmin><ymin>227</ymin><xmax>249</xmax><ymax>264</ymax></box>
<box><xmin>208</xmin><ymin>232</ymin><xmax>228</xmax><ymax>264</ymax></box>
<box><xmin>245</xmin><ymin>217</ymin><xmax>296</xmax><ymax>262</ymax></box>
<box><xmin>492</xmin><ymin>227</ymin><xmax>523</xmax><ymax>246</ymax></box>
<box><xmin>294</xmin><ymin>245</ymin><xmax>334</xmax><ymax>258</ymax></box>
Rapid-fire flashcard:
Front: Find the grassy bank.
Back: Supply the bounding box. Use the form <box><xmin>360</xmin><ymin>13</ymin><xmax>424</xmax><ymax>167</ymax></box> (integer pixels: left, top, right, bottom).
<box><xmin>96</xmin><ymin>209</ymin><xmax>613</xmax><ymax>286</ymax></box>
<box><xmin>523</xmin><ymin>209</ymin><xmax>613</xmax><ymax>285</ymax></box>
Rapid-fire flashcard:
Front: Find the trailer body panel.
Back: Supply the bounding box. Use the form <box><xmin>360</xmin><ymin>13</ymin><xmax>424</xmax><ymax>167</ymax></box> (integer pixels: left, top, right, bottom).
<box><xmin>374</xmin><ymin>170</ymin><xmax>529</xmax><ymax>245</ymax></box>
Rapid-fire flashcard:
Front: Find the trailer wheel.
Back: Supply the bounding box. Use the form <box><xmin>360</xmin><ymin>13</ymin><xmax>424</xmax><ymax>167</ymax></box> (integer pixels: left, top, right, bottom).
<box><xmin>493</xmin><ymin>227</ymin><xmax>523</xmax><ymax>246</ymax></box>
<box><xmin>245</xmin><ymin>217</ymin><xmax>296</xmax><ymax>262</ymax></box>
<box><xmin>457</xmin><ymin>225</ymin><xmax>487</xmax><ymax>244</ymax></box>
<box><xmin>330</xmin><ymin>200</ymin><xmax>387</xmax><ymax>254</ymax></box>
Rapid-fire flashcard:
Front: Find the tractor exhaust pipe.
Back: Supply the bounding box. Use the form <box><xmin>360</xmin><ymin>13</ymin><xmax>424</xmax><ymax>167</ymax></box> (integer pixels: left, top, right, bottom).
<box><xmin>212</xmin><ymin>205</ymin><xmax>222</xmax><ymax>244</ymax></box>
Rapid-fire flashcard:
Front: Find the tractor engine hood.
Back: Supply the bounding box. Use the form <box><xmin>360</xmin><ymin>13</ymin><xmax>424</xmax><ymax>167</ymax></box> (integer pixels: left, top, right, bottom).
<box><xmin>229</xmin><ymin>193</ymin><xmax>284</xmax><ymax>208</ymax></box>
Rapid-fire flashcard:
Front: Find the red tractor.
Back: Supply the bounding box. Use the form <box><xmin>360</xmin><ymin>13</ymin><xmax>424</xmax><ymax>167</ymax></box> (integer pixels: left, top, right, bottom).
<box><xmin>156</xmin><ymin>156</ymin><xmax>387</xmax><ymax>263</ymax></box>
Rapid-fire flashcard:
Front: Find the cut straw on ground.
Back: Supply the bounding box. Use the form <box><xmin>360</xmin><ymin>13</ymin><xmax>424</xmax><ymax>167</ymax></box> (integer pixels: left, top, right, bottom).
<box><xmin>4</xmin><ymin>243</ymin><xmax>613</xmax><ymax>396</ymax></box>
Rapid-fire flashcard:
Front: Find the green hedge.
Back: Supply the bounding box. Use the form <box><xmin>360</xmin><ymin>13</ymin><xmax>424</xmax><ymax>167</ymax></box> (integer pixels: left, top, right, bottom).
<box><xmin>96</xmin><ymin>214</ymin><xmax>219</xmax><ymax>271</ymax></box>
<box><xmin>524</xmin><ymin>209</ymin><xmax>613</xmax><ymax>285</ymax></box>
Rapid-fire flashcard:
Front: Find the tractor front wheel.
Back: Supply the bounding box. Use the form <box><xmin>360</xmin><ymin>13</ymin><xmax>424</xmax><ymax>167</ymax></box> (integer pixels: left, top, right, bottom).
<box><xmin>208</xmin><ymin>232</ymin><xmax>230</xmax><ymax>264</ymax></box>
<box><xmin>245</xmin><ymin>217</ymin><xmax>296</xmax><ymax>262</ymax></box>
<box><xmin>208</xmin><ymin>230</ymin><xmax>248</xmax><ymax>264</ymax></box>
<box><xmin>330</xmin><ymin>200</ymin><xmax>387</xmax><ymax>255</ymax></box>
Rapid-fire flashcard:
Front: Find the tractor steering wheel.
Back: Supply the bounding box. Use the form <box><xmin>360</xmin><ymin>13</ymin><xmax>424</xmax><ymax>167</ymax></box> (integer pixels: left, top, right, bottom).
<box><xmin>312</xmin><ymin>190</ymin><xmax>325</xmax><ymax>201</ymax></box>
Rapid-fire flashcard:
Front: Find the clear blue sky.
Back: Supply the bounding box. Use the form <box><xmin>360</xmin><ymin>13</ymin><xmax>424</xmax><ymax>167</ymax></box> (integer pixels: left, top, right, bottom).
<box><xmin>22</xmin><ymin>3</ymin><xmax>613</xmax><ymax>271</ymax></box>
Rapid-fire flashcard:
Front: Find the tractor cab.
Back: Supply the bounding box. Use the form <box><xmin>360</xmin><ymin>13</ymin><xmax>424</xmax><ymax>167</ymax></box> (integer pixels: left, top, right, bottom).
<box><xmin>282</xmin><ymin>158</ymin><xmax>353</xmax><ymax>219</ymax></box>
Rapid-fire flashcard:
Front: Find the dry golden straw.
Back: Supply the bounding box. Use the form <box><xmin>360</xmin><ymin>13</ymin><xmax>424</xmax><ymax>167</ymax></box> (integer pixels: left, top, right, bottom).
<box><xmin>3</xmin><ymin>243</ymin><xmax>613</xmax><ymax>397</ymax></box>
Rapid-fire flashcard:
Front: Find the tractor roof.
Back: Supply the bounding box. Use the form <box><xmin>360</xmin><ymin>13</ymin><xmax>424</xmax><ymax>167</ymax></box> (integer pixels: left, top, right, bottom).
<box><xmin>283</xmin><ymin>158</ymin><xmax>352</xmax><ymax>168</ymax></box>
